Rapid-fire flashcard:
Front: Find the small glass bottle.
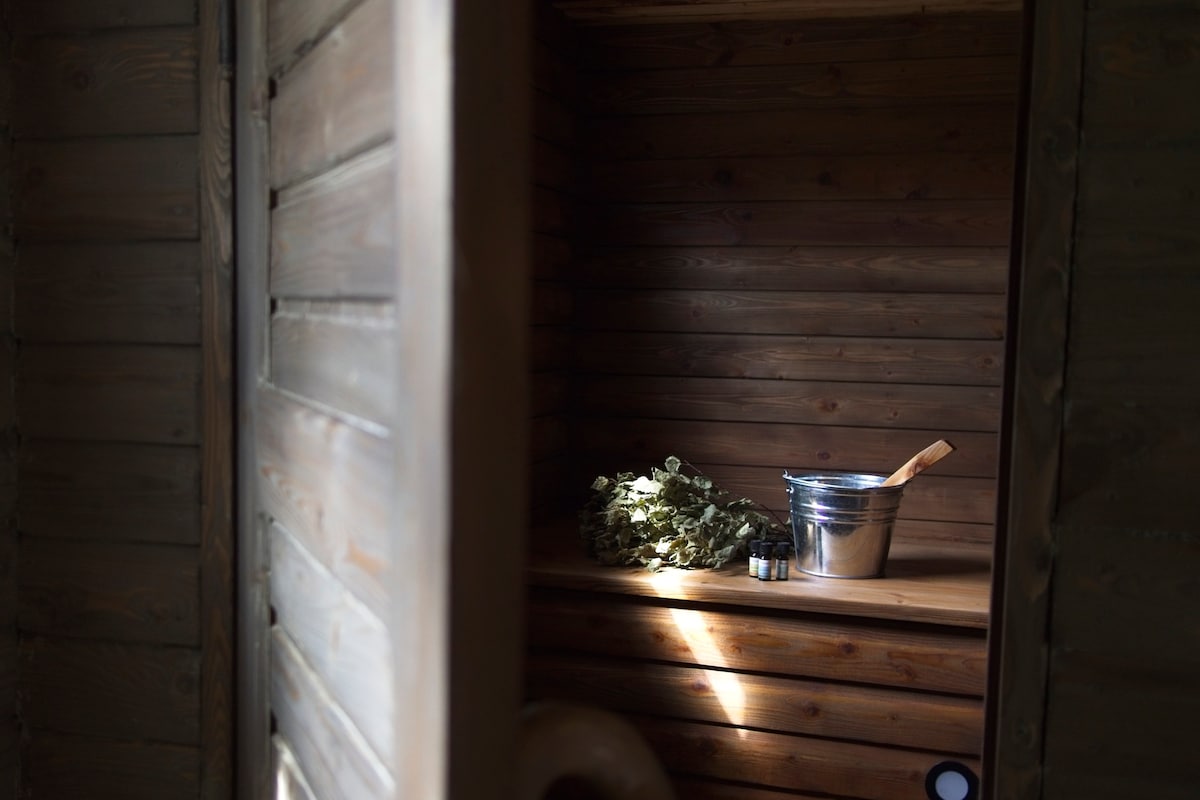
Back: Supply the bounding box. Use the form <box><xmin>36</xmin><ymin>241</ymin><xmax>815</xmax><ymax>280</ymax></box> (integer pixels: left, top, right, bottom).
<box><xmin>757</xmin><ymin>542</ymin><xmax>774</xmax><ymax>581</ymax></box>
<box><xmin>775</xmin><ymin>542</ymin><xmax>790</xmax><ymax>581</ymax></box>
<box><xmin>748</xmin><ymin>539</ymin><xmax>761</xmax><ymax>577</ymax></box>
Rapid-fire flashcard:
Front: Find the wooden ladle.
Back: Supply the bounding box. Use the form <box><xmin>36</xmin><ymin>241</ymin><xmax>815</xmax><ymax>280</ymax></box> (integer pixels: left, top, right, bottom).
<box><xmin>880</xmin><ymin>439</ymin><xmax>956</xmax><ymax>487</ymax></box>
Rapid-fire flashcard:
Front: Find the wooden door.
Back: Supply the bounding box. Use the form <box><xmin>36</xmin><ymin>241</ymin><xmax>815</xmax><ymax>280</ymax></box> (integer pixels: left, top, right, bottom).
<box><xmin>235</xmin><ymin>1</ymin><xmax>530</xmax><ymax>798</ymax></box>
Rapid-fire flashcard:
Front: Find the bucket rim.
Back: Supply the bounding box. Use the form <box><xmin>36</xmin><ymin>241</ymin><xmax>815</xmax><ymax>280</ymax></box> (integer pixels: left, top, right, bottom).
<box><xmin>782</xmin><ymin>471</ymin><xmax>900</xmax><ymax>492</ymax></box>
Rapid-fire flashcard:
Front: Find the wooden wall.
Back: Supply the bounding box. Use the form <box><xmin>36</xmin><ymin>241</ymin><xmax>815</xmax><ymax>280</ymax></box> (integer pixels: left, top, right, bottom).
<box><xmin>3</xmin><ymin>0</ymin><xmax>233</xmax><ymax>796</ymax></box>
<box><xmin>553</xmin><ymin>11</ymin><xmax>1021</xmax><ymax>548</ymax></box>
<box><xmin>0</xmin><ymin>2</ymin><xmax>17</xmax><ymax>792</ymax></box>
<box><xmin>255</xmin><ymin>0</ymin><xmax>402</xmax><ymax>796</ymax></box>
<box><xmin>995</xmin><ymin>0</ymin><xmax>1200</xmax><ymax>797</ymax></box>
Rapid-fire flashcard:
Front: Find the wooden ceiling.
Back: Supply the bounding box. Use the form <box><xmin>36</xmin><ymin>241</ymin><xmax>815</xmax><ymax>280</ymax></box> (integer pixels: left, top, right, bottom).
<box><xmin>553</xmin><ymin>0</ymin><xmax>1023</xmax><ymax>24</ymax></box>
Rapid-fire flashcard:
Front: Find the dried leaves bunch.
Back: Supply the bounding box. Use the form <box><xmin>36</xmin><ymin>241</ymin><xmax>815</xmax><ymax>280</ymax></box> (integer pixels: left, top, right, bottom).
<box><xmin>580</xmin><ymin>456</ymin><xmax>785</xmax><ymax>572</ymax></box>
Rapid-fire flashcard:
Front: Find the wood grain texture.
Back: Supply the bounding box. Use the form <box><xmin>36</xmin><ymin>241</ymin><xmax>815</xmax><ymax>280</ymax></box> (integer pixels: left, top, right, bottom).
<box><xmin>578</xmin><ymin>13</ymin><xmax>1021</xmax><ymax>69</ymax></box>
<box><xmin>585</xmin><ymin>103</ymin><xmax>1018</xmax><ymax>160</ymax></box>
<box><xmin>269</xmin><ymin>0</ymin><xmax>392</xmax><ymax>188</ymax></box>
<box><xmin>633</xmin><ymin>713</ymin><xmax>980</xmax><ymax>800</ymax></box>
<box><xmin>13</xmin><ymin>28</ymin><xmax>197</xmax><ymax>137</ymax></box>
<box><xmin>16</xmin><ymin>243</ymin><xmax>201</xmax><ymax>344</ymax></box>
<box><xmin>267</xmin><ymin>0</ymin><xmax>362</xmax><ymax>74</ymax></box>
<box><xmin>576</xmin><ymin>245</ymin><xmax>1011</xmax><ymax>293</ymax></box>
<box><xmin>255</xmin><ymin>386</ymin><xmax>392</xmax><ymax>618</ymax></box>
<box><xmin>527</xmin><ymin>652</ymin><xmax>984</xmax><ymax>754</ymax></box>
<box><xmin>555</xmin><ymin>0</ymin><xmax>1020</xmax><ymax>25</ymax></box>
<box><xmin>585</xmin><ymin>56</ymin><xmax>1018</xmax><ymax>115</ymax></box>
<box><xmin>19</xmin><ymin>442</ymin><xmax>199</xmax><ymax>544</ymax></box>
<box><xmin>18</xmin><ymin>345</ymin><xmax>200</xmax><ymax>445</ymax></box>
<box><xmin>21</xmin><ymin>637</ymin><xmax>200</xmax><ymax>744</ymax></box>
<box><xmin>589</xmin><ymin>199</ymin><xmax>1012</xmax><ymax>247</ymax></box>
<box><xmin>575</xmin><ymin>288</ymin><xmax>1005</xmax><ymax>338</ymax></box>
<box><xmin>527</xmin><ymin>588</ymin><xmax>988</xmax><ymax>692</ymax></box>
<box><xmin>270</xmin><ymin>303</ymin><xmax>396</xmax><ymax>426</ymax></box>
<box><xmin>270</xmin><ymin>627</ymin><xmax>394</xmax><ymax>800</ymax></box>
<box><xmin>24</xmin><ymin>732</ymin><xmax>199</xmax><ymax>800</ymax></box>
<box><xmin>14</xmin><ymin>137</ymin><xmax>199</xmax><ymax>241</ymax></box>
<box><xmin>18</xmin><ymin>538</ymin><xmax>199</xmax><ymax>646</ymax></box>
<box><xmin>574</xmin><ymin>331</ymin><xmax>1004</xmax><ymax>385</ymax></box>
<box><xmin>269</xmin><ymin>521</ymin><xmax>394</xmax><ymax>768</ymax></box>
<box><xmin>198</xmin><ymin>0</ymin><xmax>236</xmax><ymax>794</ymax></box>
<box><xmin>11</xmin><ymin>0</ymin><xmax>196</xmax><ymax>31</ymax></box>
<box><xmin>270</xmin><ymin>144</ymin><xmax>395</xmax><ymax>298</ymax></box>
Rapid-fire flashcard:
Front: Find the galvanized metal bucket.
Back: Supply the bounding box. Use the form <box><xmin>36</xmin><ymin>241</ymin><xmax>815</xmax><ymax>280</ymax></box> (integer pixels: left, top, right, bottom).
<box><xmin>782</xmin><ymin>472</ymin><xmax>906</xmax><ymax>578</ymax></box>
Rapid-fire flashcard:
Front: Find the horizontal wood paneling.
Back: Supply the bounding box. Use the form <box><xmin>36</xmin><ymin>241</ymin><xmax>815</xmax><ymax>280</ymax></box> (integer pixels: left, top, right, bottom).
<box><xmin>21</xmin><ymin>637</ymin><xmax>200</xmax><ymax>744</ymax></box>
<box><xmin>586</xmin><ymin>56</ymin><xmax>1018</xmax><ymax>115</ymax></box>
<box><xmin>267</xmin><ymin>0</ymin><xmax>362</xmax><ymax>75</ymax></box>
<box><xmin>13</xmin><ymin>28</ymin><xmax>197</xmax><ymax>138</ymax></box>
<box><xmin>24</xmin><ymin>732</ymin><xmax>199</xmax><ymax>800</ymax></box>
<box><xmin>527</xmin><ymin>591</ymin><xmax>987</xmax><ymax>695</ymax></box>
<box><xmin>588</xmin><ymin>151</ymin><xmax>1014</xmax><ymax>202</ymax></box>
<box><xmin>18</xmin><ymin>345</ymin><xmax>200</xmax><ymax>444</ymax></box>
<box><xmin>576</xmin><ymin>376</ymin><xmax>1001</xmax><ymax>431</ymax></box>
<box><xmin>269</xmin><ymin>0</ymin><xmax>392</xmax><ymax>188</ymax></box>
<box><xmin>527</xmin><ymin>652</ymin><xmax>984</xmax><ymax>754</ymax></box>
<box><xmin>16</xmin><ymin>243</ymin><xmax>200</xmax><ymax>344</ymax></box>
<box><xmin>14</xmin><ymin>137</ymin><xmax>199</xmax><ymax>241</ymax></box>
<box><xmin>634</xmin><ymin>714</ymin><xmax>980</xmax><ymax>800</ymax></box>
<box><xmin>588</xmin><ymin>198</ymin><xmax>1011</xmax><ymax>246</ymax></box>
<box><xmin>576</xmin><ymin>245</ymin><xmax>1011</xmax><ymax>292</ymax></box>
<box><xmin>11</xmin><ymin>0</ymin><xmax>196</xmax><ymax>32</ymax></box>
<box><xmin>270</xmin><ymin>628</ymin><xmax>394</xmax><ymax>800</ymax></box>
<box><xmin>575</xmin><ymin>289</ymin><xmax>1005</xmax><ymax>338</ymax></box>
<box><xmin>270</xmin><ymin>144</ymin><xmax>394</xmax><ymax>298</ymax></box>
<box><xmin>578</xmin><ymin>14</ymin><xmax>1022</xmax><ymax>68</ymax></box>
<box><xmin>270</xmin><ymin>302</ymin><xmax>395</xmax><ymax>426</ymax></box>
<box><xmin>555</xmin><ymin>0</ymin><xmax>1021</xmax><ymax>25</ymax></box>
<box><xmin>256</xmin><ymin>386</ymin><xmax>392</xmax><ymax>617</ymax></box>
<box><xmin>577</xmin><ymin>419</ymin><xmax>997</xmax><ymax>477</ymax></box>
<box><xmin>585</xmin><ymin>102</ymin><xmax>1017</xmax><ymax>160</ymax></box>
<box><xmin>269</xmin><ymin>522</ymin><xmax>393</xmax><ymax>767</ymax></box>
<box><xmin>574</xmin><ymin>332</ymin><xmax>1004</xmax><ymax>385</ymax></box>
<box><xmin>19</xmin><ymin>538</ymin><xmax>199</xmax><ymax>646</ymax></box>
<box><xmin>19</xmin><ymin>442</ymin><xmax>199</xmax><ymax>544</ymax></box>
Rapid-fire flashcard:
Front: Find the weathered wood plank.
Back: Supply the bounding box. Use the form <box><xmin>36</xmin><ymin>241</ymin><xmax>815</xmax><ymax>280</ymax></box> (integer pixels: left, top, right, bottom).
<box><xmin>270</xmin><ymin>302</ymin><xmax>395</xmax><ymax>427</ymax></box>
<box><xmin>574</xmin><ymin>289</ymin><xmax>1005</xmax><ymax>338</ymax></box>
<box><xmin>14</xmin><ymin>137</ymin><xmax>199</xmax><ymax>241</ymax></box>
<box><xmin>586</xmin><ymin>103</ymin><xmax>1018</xmax><ymax>159</ymax></box>
<box><xmin>19</xmin><ymin>442</ymin><xmax>199</xmax><ymax>544</ymax></box>
<box><xmin>269</xmin><ymin>521</ymin><xmax>393</xmax><ymax>767</ymax></box>
<box><xmin>19</xmin><ymin>538</ymin><xmax>199</xmax><ymax>646</ymax></box>
<box><xmin>575</xmin><ymin>418</ymin><xmax>997</xmax><ymax>477</ymax></box>
<box><xmin>577</xmin><ymin>245</ymin><xmax>1011</xmax><ymax>293</ymax></box>
<box><xmin>11</xmin><ymin>0</ymin><xmax>196</xmax><ymax>32</ymax></box>
<box><xmin>270</xmin><ymin>0</ymin><xmax>392</xmax><ymax>188</ymax></box>
<box><xmin>586</xmin><ymin>56</ymin><xmax>1019</xmax><ymax>115</ymax></box>
<box><xmin>18</xmin><ymin>345</ymin><xmax>200</xmax><ymax>445</ymax></box>
<box><xmin>588</xmin><ymin>199</ymin><xmax>1012</xmax><ymax>247</ymax></box>
<box><xmin>527</xmin><ymin>652</ymin><xmax>984</xmax><ymax>754</ymax></box>
<box><xmin>574</xmin><ymin>331</ymin><xmax>1005</xmax><ymax>385</ymax></box>
<box><xmin>16</xmin><ymin>243</ymin><xmax>201</xmax><ymax>344</ymax></box>
<box><xmin>527</xmin><ymin>590</ymin><xmax>987</xmax><ymax>694</ymax></box>
<box><xmin>578</xmin><ymin>13</ymin><xmax>1022</xmax><ymax>69</ymax></box>
<box><xmin>270</xmin><ymin>144</ymin><xmax>394</xmax><ymax>298</ymax></box>
<box><xmin>24</xmin><ymin>732</ymin><xmax>199</xmax><ymax>800</ymax></box>
<box><xmin>21</xmin><ymin>637</ymin><xmax>200</xmax><ymax>744</ymax></box>
<box><xmin>270</xmin><ymin>627</ymin><xmax>394</xmax><ymax>800</ymax></box>
<box><xmin>587</xmin><ymin>151</ymin><xmax>1015</xmax><ymax>202</ymax></box>
<box><xmin>13</xmin><ymin>28</ymin><xmax>197</xmax><ymax>137</ymax></box>
<box><xmin>575</xmin><ymin>375</ymin><xmax>1001</xmax><ymax>432</ymax></box>
<box><xmin>632</xmin><ymin>714</ymin><xmax>981</xmax><ymax>800</ymax></box>
<box><xmin>267</xmin><ymin>0</ymin><xmax>361</xmax><ymax>74</ymax></box>
<box><xmin>256</xmin><ymin>385</ymin><xmax>392</xmax><ymax>618</ymax></box>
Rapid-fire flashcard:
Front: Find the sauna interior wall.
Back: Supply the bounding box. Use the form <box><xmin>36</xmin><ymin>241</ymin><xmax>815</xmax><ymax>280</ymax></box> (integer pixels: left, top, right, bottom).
<box><xmin>531</xmin><ymin>8</ymin><xmax>1019</xmax><ymax>549</ymax></box>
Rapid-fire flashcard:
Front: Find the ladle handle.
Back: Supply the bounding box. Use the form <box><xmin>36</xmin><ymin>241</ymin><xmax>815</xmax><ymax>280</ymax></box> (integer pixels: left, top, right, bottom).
<box><xmin>880</xmin><ymin>439</ymin><xmax>956</xmax><ymax>487</ymax></box>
